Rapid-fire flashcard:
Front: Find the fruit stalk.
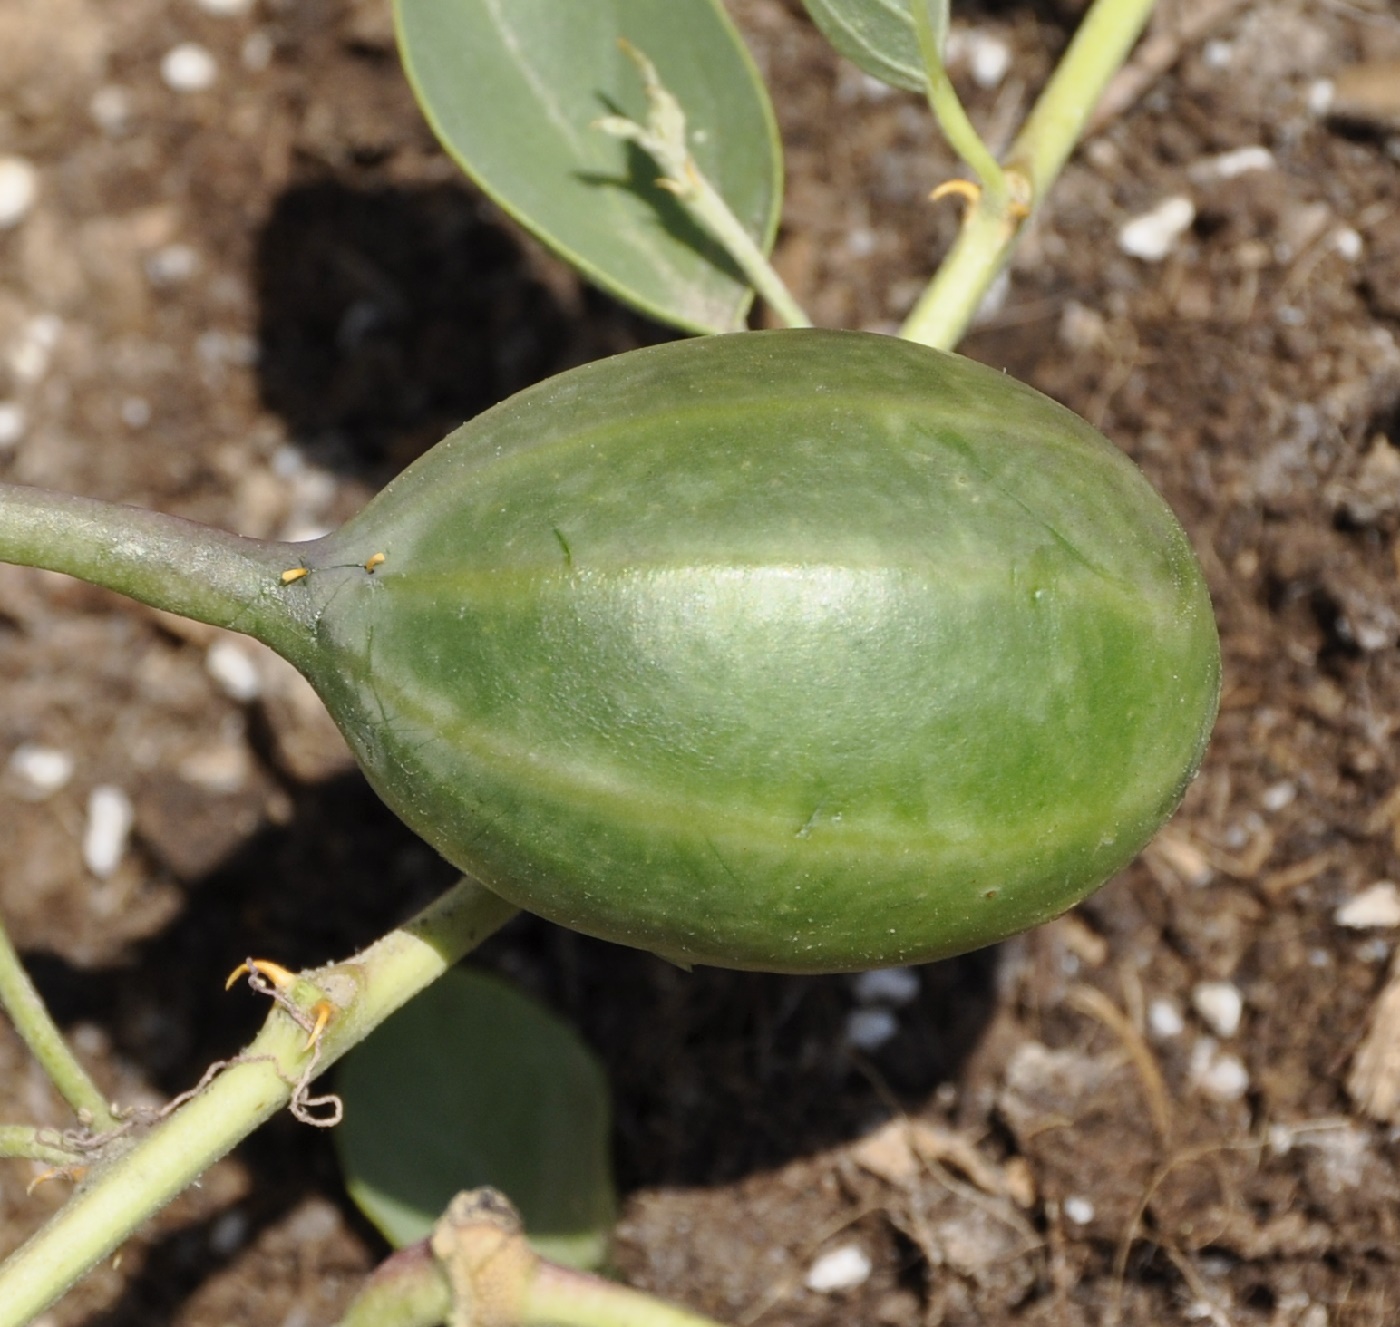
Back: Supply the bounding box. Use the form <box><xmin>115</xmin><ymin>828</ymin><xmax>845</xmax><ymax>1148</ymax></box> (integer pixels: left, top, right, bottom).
<box><xmin>0</xmin><ymin>481</ymin><xmax>313</xmax><ymax>664</ymax></box>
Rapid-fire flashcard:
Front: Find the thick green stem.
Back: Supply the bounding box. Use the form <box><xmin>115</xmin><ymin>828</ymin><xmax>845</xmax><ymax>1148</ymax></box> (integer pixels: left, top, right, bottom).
<box><xmin>901</xmin><ymin>0</ymin><xmax>1159</xmax><ymax>349</ymax></box>
<box><xmin>0</xmin><ymin>878</ymin><xmax>518</xmax><ymax>1327</ymax></box>
<box><xmin>0</xmin><ymin>482</ymin><xmax>316</xmax><ymax>663</ymax></box>
<box><xmin>0</xmin><ymin>917</ymin><xmax>118</xmax><ymax>1131</ymax></box>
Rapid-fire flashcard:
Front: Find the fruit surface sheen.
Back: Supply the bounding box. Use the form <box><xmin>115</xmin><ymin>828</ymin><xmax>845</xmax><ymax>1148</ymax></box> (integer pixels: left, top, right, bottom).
<box><xmin>296</xmin><ymin>330</ymin><xmax>1220</xmax><ymax>972</ymax></box>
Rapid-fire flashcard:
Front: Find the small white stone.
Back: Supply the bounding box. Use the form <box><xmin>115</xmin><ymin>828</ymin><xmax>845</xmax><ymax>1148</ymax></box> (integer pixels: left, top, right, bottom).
<box><xmin>1118</xmin><ymin>196</ymin><xmax>1196</xmax><ymax>261</ymax></box>
<box><xmin>121</xmin><ymin>397</ymin><xmax>152</xmax><ymax>429</ymax></box>
<box><xmin>805</xmin><ymin>1244</ymin><xmax>872</xmax><ymax>1293</ymax></box>
<box><xmin>196</xmin><ymin>328</ymin><xmax>257</xmax><ymax>367</ymax></box>
<box><xmin>1189</xmin><ymin>1039</ymin><xmax>1250</xmax><ymax>1102</ymax></box>
<box><xmin>90</xmin><ymin>85</ymin><xmax>133</xmax><ymax>133</ymax></box>
<box><xmin>0</xmin><ymin>157</ymin><xmax>39</xmax><ymax>229</ymax></box>
<box><xmin>1332</xmin><ymin>227</ymin><xmax>1363</xmax><ymax>261</ymax></box>
<box><xmin>206</xmin><ymin>639</ymin><xmax>263</xmax><ymax>702</ymax></box>
<box><xmin>145</xmin><ymin>243</ymin><xmax>200</xmax><ymax>286</ymax></box>
<box><xmin>161</xmin><ymin>43</ymin><xmax>218</xmax><ymax>92</ymax></box>
<box><xmin>10</xmin><ymin>314</ymin><xmax>63</xmax><ymax>383</ymax></box>
<box><xmin>195</xmin><ymin>0</ymin><xmax>254</xmax><ymax>14</ymax></box>
<box><xmin>1058</xmin><ymin>300</ymin><xmax>1107</xmax><ymax>352</ymax></box>
<box><xmin>1201</xmin><ymin>39</ymin><xmax>1234</xmax><ymax>69</ymax></box>
<box><xmin>1190</xmin><ymin>146</ymin><xmax>1275</xmax><ymax>182</ymax></box>
<box><xmin>0</xmin><ymin>402</ymin><xmax>27</xmax><ymax>450</ymax></box>
<box><xmin>1335</xmin><ymin>882</ymin><xmax>1400</xmax><ymax>930</ymax></box>
<box><xmin>242</xmin><ymin>31</ymin><xmax>275</xmax><ymax>72</ymax></box>
<box><xmin>83</xmin><ymin>785</ymin><xmax>134</xmax><ymax>878</ymax></box>
<box><xmin>852</xmin><ymin>967</ymin><xmax>921</xmax><ymax>1006</ymax></box>
<box><xmin>845</xmin><ymin>226</ymin><xmax>877</xmax><ymax>259</ymax></box>
<box><xmin>1147</xmin><ymin>997</ymin><xmax>1185</xmax><ymax>1039</ymax></box>
<box><xmin>966</xmin><ymin>33</ymin><xmax>1011</xmax><ymax>89</ymax></box>
<box><xmin>10</xmin><ymin>744</ymin><xmax>75</xmax><ymax>795</ymax></box>
<box><xmin>178</xmin><ymin>742</ymin><xmax>250</xmax><ymax>792</ymax></box>
<box><xmin>1192</xmin><ymin>982</ymin><xmax>1244</xmax><ymax>1038</ymax></box>
<box><xmin>844</xmin><ymin>1007</ymin><xmax>898</xmax><ymax>1052</ymax></box>
<box><xmin>208</xmin><ymin>1208</ymin><xmax>250</xmax><ymax>1256</ymax></box>
<box><xmin>1063</xmin><ymin>1195</ymin><xmax>1095</xmax><ymax>1225</ymax></box>
<box><xmin>1307</xmin><ymin>79</ymin><xmax>1335</xmax><ymax>117</ymax></box>
<box><xmin>1260</xmin><ymin>780</ymin><xmax>1296</xmax><ymax>812</ymax></box>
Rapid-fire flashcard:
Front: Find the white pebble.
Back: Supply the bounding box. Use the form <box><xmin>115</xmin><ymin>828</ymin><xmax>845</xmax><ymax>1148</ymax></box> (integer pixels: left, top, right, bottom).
<box><xmin>145</xmin><ymin>243</ymin><xmax>200</xmax><ymax>286</ymax></box>
<box><xmin>0</xmin><ymin>157</ymin><xmax>39</xmax><ymax>229</ymax></box>
<box><xmin>83</xmin><ymin>785</ymin><xmax>134</xmax><ymax>878</ymax></box>
<box><xmin>1335</xmin><ymin>882</ymin><xmax>1400</xmax><ymax>930</ymax></box>
<box><xmin>844</xmin><ymin>1007</ymin><xmax>898</xmax><ymax>1052</ymax></box>
<box><xmin>1260</xmin><ymin>780</ymin><xmax>1296</xmax><ymax>812</ymax></box>
<box><xmin>1118</xmin><ymin>196</ymin><xmax>1196</xmax><ymax>261</ymax></box>
<box><xmin>1307</xmin><ymin>79</ymin><xmax>1335</xmax><ymax>117</ymax></box>
<box><xmin>845</xmin><ymin>226</ymin><xmax>877</xmax><ymax>259</ymax></box>
<box><xmin>242</xmin><ymin>31</ymin><xmax>275</xmax><ymax>72</ymax></box>
<box><xmin>206</xmin><ymin>639</ymin><xmax>263</xmax><ymax>702</ymax></box>
<box><xmin>10</xmin><ymin>313</ymin><xmax>63</xmax><ymax>383</ymax></box>
<box><xmin>805</xmin><ymin>1244</ymin><xmax>871</xmax><ymax>1293</ymax></box>
<box><xmin>851</xmin><ymin>966</ymin><xmax>921</xmax><ymax>1006</ymax></box>
<box><xmin>1201</xmin><ymin>40</ymin><xmax>1234</xmax><ymax>70</ymax></box>
<box><xmin>9</xmin><ymin>744</ymin><xmax>75</xmax><ymax>795</ymax></box>
<box><xmin>161</xmin><ymin>43</ymin><xmax>218</xmax><ymax>92</ymax></box>
<box><xmin>0</xmin><ymin>402</ymin><xmax>26</xmax><ymax>450</ymax></box>
<box><xmin>1189</xmin><ymin>1039</ymin><xmax>1250</xmax><ymax>1102</ymax></box>
<box><xmin>208</xmin><ymin>1208</ymin><xmax>250</xmax><ymax>1255</ymax></box>
<box><xmin>1190</xmin><ymin>146</ymin><xmax>1275</xmax><ymax>182</ymax></box>
<box><xmin>965</xmin><ymin>33</ymin><xmax>1011</xmax><ymax>89</ymax></box>
<box><xmin>1147</xmin><ymin>997</ymin><xmax>1185</xmax><ymax>1039</ymax></box>
<box><xmin>89</xmin><ymin>85</ymin><xmax>133</xmax><ymax>133</ymax></box>
<box><xmin>1058</xmin><ymin>300</ymin><xmax>1107</xmax><ymax>352</ymax></box>
<box><xmin>1192</xmin><ymin>982</ymin><xmax>1243</xmax><ymax>1038</ymax></box>
<box><xmin>1063</xmin><ymin>1195</ymin><xmax>1095</xmax><ymax>1225</ymax></box>
<box><xmin>1331</xmin><ymin>227</ymin><xmax>1363</xmax><ymax>261</ymax></box>
<box><xmin>121</xmin><ymin>397</ymin><xmax>152</xmax><ymax>429</ymax></box>
<box><xmin>195</xmin><ymin>0</ymin><xmax>254</xmax><ymax>14</ymax></box>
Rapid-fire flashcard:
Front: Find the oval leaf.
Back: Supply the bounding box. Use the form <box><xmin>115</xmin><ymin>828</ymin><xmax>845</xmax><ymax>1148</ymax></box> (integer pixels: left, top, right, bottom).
<box><xmin>336</xmin><ymin>967</ymin><xmax>616</xmax><ymax>1270</ymax></box>
<box><xmin>801</xmin><ymin>0</ymin><xmax>927</xmax><ymax>94</ymax></box>
<box><xmin>395</xmin><ymin>0</ymin><xmax>782</xmax><ymax>334</ymax></box>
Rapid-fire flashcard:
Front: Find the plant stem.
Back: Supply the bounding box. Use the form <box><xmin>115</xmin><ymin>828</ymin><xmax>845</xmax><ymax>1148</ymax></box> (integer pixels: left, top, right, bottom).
<box><xmin>0</xmin><ymin>878</ymin><xmax>518</xmax><ymax>1327</ymax></box>
<box><xmin>901</xmin><ymin>0</ymin><xmax>1159</xmax><ymax>350</ymax></box>
<box><xmin>0</xmin><ymin>1127</ymin><xmax>83</xmax><ymax>1169</ymax></box>
<box><xmin>525</xmin><ymin>1262</ymin><xmax>729</xmax><ymax>1327</ymax></box>
<box><xmin>338</xmin><ymin>1208</ymin><xmax>733</xmax><ymax>1327</ymax></box>
<box><xmin>0</xmin><ymin>482</ymin><xmax>315</xmax><ymax>662</ymax></box>
<box><xmin>914</xmin><ymin>1</ymin><xmax>1008</xmax><ymax>208</ymax></box>
<box><xmin>0</xmin><ymin>917</ymin><xmax>118</xmax><ymax>1131</ymax></box>
<box><xmin>596</xmin><ymin>42</ymin><xmax>810</xmax><ymax>330</ymax></box>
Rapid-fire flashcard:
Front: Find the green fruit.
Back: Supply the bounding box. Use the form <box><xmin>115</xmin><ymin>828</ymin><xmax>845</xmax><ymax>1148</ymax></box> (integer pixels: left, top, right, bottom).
<box><xmin>282</xmin><ymin>330</ymin><xmax>1218</xmax><ymax>972</ymax></box>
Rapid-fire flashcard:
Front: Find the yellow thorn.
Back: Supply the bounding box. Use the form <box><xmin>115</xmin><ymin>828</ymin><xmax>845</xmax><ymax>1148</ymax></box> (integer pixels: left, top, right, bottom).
<box><xmin>364</xmin><ymin>551</ymin><xmax>386</xmax><ymax>573</ymax></box>
<box><xmin>224</xmin><ymin>958</ymin><xmax>296</xmax><ymax>991</ymax></box>
<box><xmin>27</xmin><ymin>1165</ymin><xmax>86</xmax><ymax>1194</ymax></box>
<box><xmin>280</xmin><ymin>567</ymin><xmax>309</xmax><ymax>585</ymax></box>
<box><xmin>304</xmin><ymin>1000</ymin><xmax>333</xmax><ymax>1052</ymax></box>
<box><xmin>225</xmin><ymin>960</ymin><xmax>334</xmax><ymax>1052</ymax></box>
<box><xmin>929</xmin><ymin>178</ymin><xmax>982</xmax><ymax>209</ymax></box>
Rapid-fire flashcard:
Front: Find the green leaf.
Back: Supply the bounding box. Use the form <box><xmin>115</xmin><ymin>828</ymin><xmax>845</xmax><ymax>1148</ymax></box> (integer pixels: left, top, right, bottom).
<box><xmin>800</xmin><ymin>0</ymin><xmax>927</xmax><ymax>94</ymax></box>
<box><xmin>394</xmin><ymin>0</ymin><xmax>782</xmax><ymax>334</ymax></box>
<box><xmin>336</xmin><ymin>967</ymin><xmax>616</xmax><ymax>1270</ymax></box>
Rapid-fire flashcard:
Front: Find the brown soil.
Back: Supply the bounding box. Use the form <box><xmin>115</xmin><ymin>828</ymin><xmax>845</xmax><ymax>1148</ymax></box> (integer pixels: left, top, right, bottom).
<box><xmin>3</xmin><ymin>0</ymin><xmax>1400</xmax><ymax>1323</ymax></box>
